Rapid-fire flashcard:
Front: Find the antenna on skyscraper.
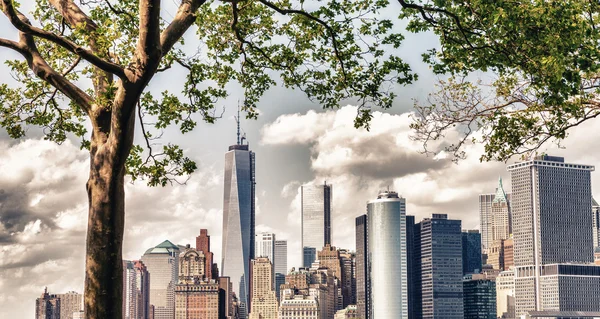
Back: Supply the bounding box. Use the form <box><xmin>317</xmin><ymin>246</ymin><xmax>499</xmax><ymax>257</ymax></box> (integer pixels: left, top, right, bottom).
<box><xmin>236</xmin><ymin>102</ymin><xmax>241</xmax><ymax>145</ymax></box>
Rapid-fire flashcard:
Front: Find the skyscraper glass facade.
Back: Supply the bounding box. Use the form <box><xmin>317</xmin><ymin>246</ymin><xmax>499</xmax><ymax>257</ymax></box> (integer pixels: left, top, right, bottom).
<box><xmin>301</xmin><ymin>183</ymin><xmax>331</xmax><ymax>267</ymax></box>
<box><xmin>141</xmin><ymin>240</ymin><xmax>180</xmax><ymax>319</ymax></box>
<box><xmin>222</xmin><ymin>144</ymin><xmax>256</xmax><ymax>318</ymax></box>
<box><xmin>463</xmin><ymin>230</ymin><xmax>483</xmax><ymax>275</ymax></box>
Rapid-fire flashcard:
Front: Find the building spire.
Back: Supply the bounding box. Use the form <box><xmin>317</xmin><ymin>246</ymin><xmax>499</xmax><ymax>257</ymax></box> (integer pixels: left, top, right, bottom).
<box><xmin>493</xmin><ymin>176</ymin><xmax>508</xmax><ymax>203</ymax></box>
<box><xmin>236</xmin><ymin>103</ymin><xmax>241</xmax><ymax>145</ymax></box>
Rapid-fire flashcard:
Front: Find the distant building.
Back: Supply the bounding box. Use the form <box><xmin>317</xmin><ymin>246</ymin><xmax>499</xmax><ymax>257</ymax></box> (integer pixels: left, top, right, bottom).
<box><xmin>222</xmin><ymin>139</ymin><xmax>256</xmax><ymax>318</ymax></box>
<box><xmin>273</xmin><ymin>240</ymin><xmax>287</xmax><ymax>302</ymax></box>
<box><xmin>248</xmin><ymin>257</ymin><xmax>278</xmax><ymax>319</ymax></box>
<box><xmin>55</xmin><ymin>291</ymin><xmax>83</xmax><ymax>319</ymax></box>
<box><xmin>463</xmin><ymin>275</ymin><xmax>496</xmax><ymax>319</ymax></box>
<box><xmin>417</xmin><ymin>214</ymin><xmax>463</xmax><ymax>319</ymax></box>
<box><xmin>488</xmin><ymin>238</ymin><xmax>514</xmax><ymax>271</ymax></box>
<box><xmin>174</xmin><ymin>245</ymin><xmax>219</xmax><ymax>319</ymax></box>
<box><xmin>123</xmin><ymin>260</ymin><xmax>150</xmax><ymax>319</ymax></box>
<box><xmin>278</xmin><ymin>295</ymin><xmax>319</xmax><ymax>319</ymax></box>
<box><xmin>496</xmin><ymin>270</ymin><xmax>515</xmax><ymax>319</ymax></box>
<box><xmin>367</xmin><ymin>191</ymin><xmax>408</xmax><ymax>319</ymax></box>
<box><xmin>301</xmin><ymin>183</ymin><xmax>332</xmax><ymax>267</ymax></box>
<box><xmin>479</xmin><ymin>177</ymin><xmax>511</xmax><ymax>258</ymax></box>
<box><xmin>508</xmin><ymin>155</ymin><xmax>600</xmax><ymax>317</ymax></box>
<box><xmin>334</xmin><ymin>305</ymin><xmax>358</xmax><ymax>319</ymax></box>
<box><xmin>218</xmin><ymin>277</ymin><xmax>234</xmax><ymax>319</ymax></box>
<box><xmin>35</xmin><ymin>288</ymin><xmax>60</xmax><ymax>319</ymax></box>
<box><xmin>280</xmin><ymin>267</ymin><xmax>337</xmax><ymax>319</ymax></box>
<box><xmin>406</xmin><ymin>215</ymin><xmax>418</xmax><ymax>319</ymax></box>
<box><xmin>355</xmin><ymin>214</ymin><xmax>368</xmax><ymax>319</ymax></box>
<box><xmin>593</xmin><ymin>198</ymin><xmax>600</xmax><ymax>249</ymax></box>
<box><xmin>339</xmin><ymin>249</ymin><xmax>355</xmax><ymax>308</ymax></box>
<box><xmin>196</xmin><ymin>229</ymin><xmax>215</xmax><ymax>280</ymax></box>
<box><xmin>255</xmin><ymin>233</ymin><xmax>275</xmax><ymax>263</ymax></box>
<box><xmin>141</xmin><ymin>240</ymin><xmax>180</xmax><ymax>319</ymax></box>
<box><xmin>462</xmin><ymin>230</ymin><xmax>483</xmax><ymax>275</ymax></box>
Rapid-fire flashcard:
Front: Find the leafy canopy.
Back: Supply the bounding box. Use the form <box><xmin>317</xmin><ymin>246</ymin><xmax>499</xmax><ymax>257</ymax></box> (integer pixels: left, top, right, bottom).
<box><xmin>0</xmin><ymin>0</ymin><xmax>415</xmax><ymax>186</ymax></box>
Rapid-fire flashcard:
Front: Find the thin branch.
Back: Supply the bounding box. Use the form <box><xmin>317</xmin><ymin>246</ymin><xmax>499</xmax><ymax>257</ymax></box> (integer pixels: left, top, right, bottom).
<box><xmin>160</xmin><ymin>0</ymin><xmax>207</xmax><ymax>57</ymax></box>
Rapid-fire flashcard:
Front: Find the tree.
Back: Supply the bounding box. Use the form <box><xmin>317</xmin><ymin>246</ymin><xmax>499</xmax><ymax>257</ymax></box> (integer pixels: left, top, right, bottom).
<box><xmin>401</xmin><ymin>0</ymin><xmax>600</xmax><ymax>162</ymax></box>
<box><xmin>0</xmin><ymin>0</ymin><xmax>419</xmax><ymax>317</ymax></box>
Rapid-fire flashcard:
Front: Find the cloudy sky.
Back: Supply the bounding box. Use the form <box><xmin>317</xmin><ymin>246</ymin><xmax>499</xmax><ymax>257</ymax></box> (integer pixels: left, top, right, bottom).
<box><xmin>2</xmin><ymin>3</ymin><xmax>600</xmax><ymax>319</ymax></box>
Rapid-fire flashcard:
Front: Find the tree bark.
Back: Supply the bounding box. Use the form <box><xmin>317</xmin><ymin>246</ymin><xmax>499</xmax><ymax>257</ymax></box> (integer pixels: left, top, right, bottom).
<box><xmin>84</xmin><ymin>100</ymin><xmax>135</xmax><ymax>319</ymax></box>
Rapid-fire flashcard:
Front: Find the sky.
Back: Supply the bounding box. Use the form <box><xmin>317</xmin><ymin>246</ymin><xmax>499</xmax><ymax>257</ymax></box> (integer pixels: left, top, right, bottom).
<box><xmin>2</xmin><ymin>2</ymin><xmax>600</xmax><ymax>319</ymax></box>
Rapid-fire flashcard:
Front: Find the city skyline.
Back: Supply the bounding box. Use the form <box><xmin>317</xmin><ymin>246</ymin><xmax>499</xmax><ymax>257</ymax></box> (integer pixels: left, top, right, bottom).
<box><xmin>5</xmin><ymin>107</ymin><xmax>600</xmax><ymax>318</ymax></box>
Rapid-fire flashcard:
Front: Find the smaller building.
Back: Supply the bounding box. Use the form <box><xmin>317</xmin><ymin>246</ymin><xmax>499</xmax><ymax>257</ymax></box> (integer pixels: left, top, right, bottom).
<box><xmin>278</xmin><ymin>295</ymin><xmax>319</xmax><ymax>319</ymax></box>
<box><xmin>36</xmin><ymin>288</ymin><xmax>60</xmax><ymax>319</ymax></box>
<box><xmin>463</xmin><ymin>230</ymin><xmax>483</xmax><ymax>275</ymax></box>
<box><xmin>496</xmin><ymin>270</ymin><xmax>515</xmax><ymax>319</ymax></box>
<box><xmin>463</xmin><ymin>275</ymin><xmax>496</xmax><ymax>319</ymax></box>
<box><xmin>334</xmin><ymin>305</ymin><xmax>358</xmax><ymax>319</ymax></box>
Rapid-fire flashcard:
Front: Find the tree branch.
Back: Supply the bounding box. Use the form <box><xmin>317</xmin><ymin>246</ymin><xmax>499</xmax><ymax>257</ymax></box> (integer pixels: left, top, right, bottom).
<box><xmin>137</xmin><ymin>0</ymin><xmax>163</xmax><ymax>74</ymax></box>
<box><xmin>1</xmin><ymin>0</ymin><xmax>125</xmax><ymax>79</ymax></box>
<box><xmin>160</xmin><ymin>0</ymin><xmax>206</xmax><ymax>57</ymax></box>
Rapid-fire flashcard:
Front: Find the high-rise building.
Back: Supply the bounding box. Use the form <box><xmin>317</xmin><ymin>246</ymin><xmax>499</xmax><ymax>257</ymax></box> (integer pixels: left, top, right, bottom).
<box><xmin>487</xmin><ymin>238</ymin><xmax>514</xmax><ymax>271</ymax></box>
<box><xmin>55</xmin><ymin>291</ymin><xmax>83</xmax><ymax>319</ymax></box>
<box><xmin>255</xmin><ymin>233</ymin><xmax>275</xmax><ymax>262</ymax></box>
<box><xmin>417</xmin><ymin>214</ymin><xmax>463</xmax><ymax>319</ymax></box>
<box><xmin>123</xmin><ymin>260</ymin><xmax>150</xmax><ymax>319</ymax></box>
<box><xmin>273</xmin><ymin>240</ymin><xmax>287</xmax><ymax>301</ymax></box>
<box><xmin>248</xmin><ymin>257</ymin><xmax>278</xmax><ymax>319</ymax></box>
<box><xmin>301</xmin><ymin>182</ymin><xmax>332</xmax><ymax>267</ymax></box>
<box><xmin>218</xmin><ymin>277</ymin><xmax>233</xmax><ymax>319</ymax></box>
<box><xmin>366</xmin><ymin>191</ymin><xmax>408</xmax><ymax>319</ymax></box>
<box><xmin>36</xmin><ymin>288</ymin><xmax>60</xmax><ymax>319</ymax></box>
<box><xmin>463</xmin><ymin>275</ymin><xmax>496</xmax><ymax>319</ymax></box>
<box><xmin>496</xmin><ymin>270</ymin><xmax>515</xmax><ymax>319</ymax></box>
<box><xmin>174</xmin><ymin>245</ymin><xmax>219</xmax><ymax>319</ymax></box>
<box><xmin>222</xmin><ymin>134</ymin><xmax>256</xmax><ymax>318</ymax></box>
<box><xmin>406</xmin><ymin>215</ymin><xmax>418</xmax><ymax>319</ymax></box>
<box><xmin>508</xmin><ymin>155</ymin><xmax>600</xmax><ymax>317</ymax></box>
<box><xmin>593</xmin><ymin>198</ymin><xmax>600</xmax><ymax>249</ymax></box>
<box><xmin>479</xmin><ymin>178</ymin><xmax>511</xmax><ymax>257</ymax></box>
<box><xmin>339</xmin><ymin>249</ymin><xmax>355</xmax><ymax>308</ymax></box>
<box><xmin>462</xmin><ymin>230</ymin><xmax>482</xmax><ymax>275</ymax></box>
<box><xmin>196</xmin><ymin>229</ymin><xmax>215</xmax><ymax>280</ymax></box>
<box><xmin>141</xmin><ymin>240</ymin><xmax>180</xmax><ymax>319</ymax></box>
<box><xmin>355</xmin><ymin>214</ymin><xmax>368</xmax><ymax>319</ymax></box>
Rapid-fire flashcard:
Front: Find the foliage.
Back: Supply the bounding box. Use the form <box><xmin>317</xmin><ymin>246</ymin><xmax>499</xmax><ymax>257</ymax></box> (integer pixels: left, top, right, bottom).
<box><xmin>402</xmin><ymin>0</ymin><xmax>600</xmax><ymax>161</ymax></box>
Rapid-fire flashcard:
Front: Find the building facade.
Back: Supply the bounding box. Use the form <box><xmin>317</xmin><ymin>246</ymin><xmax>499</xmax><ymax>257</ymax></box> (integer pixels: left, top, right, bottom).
<box><xmin>496</xmin><ymin>270</ymin><xmax>515</xmax><ymax>319</ymax></box>
<box><xmin>355</xmin><ymin>214</ymin><xmax>368</xmax><ymax>319</ymax></box>
<box><xmin>273</xmin><ymin>240</ymin><xmax>287</xmax><ymax>301</ymax></box>
<box><xmin>35</xmin><ymin>288</ymin><xmax>60</xmax><ymax>319</ymax></box>
<box><xmin>334</xmin><ymin>305</ymin><xmax>358</xmax><ymax>319</ymax></box>
<box><xmin>479</xmin><ymin>178</ymin><xmax>511</xmax><ymax>259</ymax></box>
<box><xmin>301</xmin><ymin>183</ymin><xmax>332</xmax><ymax>267</ymax></box>
<box><xmin>367</xmin><ymin>191</ymin><xmax>408</xmax><ymax>319</ymax></box>
<box><xmin>141</xmin><ymin>240</ymin><xmax>180</xmax><ymax>319</ymax></box>
<box><xmin>255</xmin><ymin>233</ymin><xmax>275</xmax><ymax>263</ymax></box>
<box><xmin>123</xmin><ymin>260</ymin><xmax>150</xmax><ymax>319</ymax></box>
<box><xmin>278</xmin><ymin>296</ymin><xmax>319</xmax><ymax>319</ymax></box>
<box><xmin>417</xmin><ymin>214</ymin><xmax>464</xmax><ymax>319</ymax></box>
<box><xmin>462</xmin><ymin>230</ymin><xmax>483</xmax><ymax>275</ymax></box>
<box><xmin>222</xmin><ymin>142</ymin><xmax>256</xmax><ymax>318</ymax></box>
<box><xmin>339</xmin><ymin>249</ymin><xmax>355</xmax><ymax>308</ymax></box>
<box><xmin>508</xmin><ymin>155</ymin><xmax>597</xmax><ymax>317</ymax></box>
<box><xmin>593</xmin><ymin>198</ymin><xmax>600</xmax><ymax>249</ymax></box>
<box><xmin>248</xmin><ymin>257</ymin><xmax>278</xmax><ymax>319</ymax></box>
<box><xmin>175</xmin><ymin>245</ymin><xmax>219</xmax><ymax>319</ymax></box>
<box><xmin>463</xmin><ymin>276</ymin><xmax>496</xmax><ymax>319</ymax></box>
<box><xmin>196</xmin><ymin>229</ymin><xmax>215</xmax><ymax>280</ymax></box>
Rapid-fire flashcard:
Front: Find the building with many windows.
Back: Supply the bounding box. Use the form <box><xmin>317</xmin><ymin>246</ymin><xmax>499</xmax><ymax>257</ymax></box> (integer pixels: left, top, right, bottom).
<box><xmin>123</xmin><ymin>260</ymin><xmax>149</xmax><ymax>319</ymax></box>
<box><xmin>479</xmin><ymin>178</ymin><xmax>512</xmax><ymax>260</ymax></box>
<box><xmin>141</xmin><ymin>240</ymin><xmax>180</xmax><ymax>319</ymax></box>
<box><xmin>463</xmin><ymin>230</ymin><xmax>483</xmax><ymax>275</ymax></box>
<box><xmin>248</xmin><ymin>257</ymin><xmax>278</xmax><ymax>319</ymax></box>
<box><xmin>354</xmin><ymin>214</ymin><xmax>368</xmax><ymax>319</ymax></box>
<box><xmin>301</xmin><ymin>183</ymin><xmax>332</xmax><ymax>267</ymax></box>
<box><xmin>416</xmin><ymin>214</ymin><xmax>464</xmax><ymax>319</ymax></box>
<box><xmin>463</xmin><ymin>275</ymin><xmax>496</xmax><ymax>319</ymax></box>
<box><xmin>278</xmin><ymin>295</ymin><xmax>319</xmax><ymax>319</ymax></box>
<box><xmin>274</xmin><ymin>240</ymin><xmax>287</xmax><ymax>301</ymax></box>
<box><xmin>496</xmin><ymin>270</ymin><xmax>515</xmax><ymax>319</ymax></box>
<box><xmin>35</xmin><ymin>288</ymin><xmax>60</xmax><ymax>319</ymax></box>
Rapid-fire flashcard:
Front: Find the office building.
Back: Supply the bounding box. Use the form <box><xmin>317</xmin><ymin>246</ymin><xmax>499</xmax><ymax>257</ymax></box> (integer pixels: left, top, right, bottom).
<box><xmin>174</xmin><ymin>245</ymin><xmax>219</xmax><ymax>319</ymax></box>
<box><xmin>593</xmin><ymin>198</ymin><xmax>600</xmax><ymax>249</ymax></box>
<box><xmin>141</xmin><ymin>240</ymin><xmax>180</xmax><ymax>319</ymax></box>
<box><xmin>508</xmin><ymin>155</ymin><xmax>600</xmax><ymax>317</ymax></box>
<box><xmin>273</xmin><ymin>240</ymin><xmax>287</xmax><ymax>301</ymax></box>
<box><xmin>55</xmin><ymin>291</ymin><xmax>83</xmax><ymax>319</ymax></box>
<box><xmin>463</xmin><ymin>275</ymin><xmax>496</xmax><ymax>319</ymax></box>
<box><xmin>196</xmin><ymin>229</ymin><xmax>215</xmax><ymax>280</ymax></box>
<box><xmin>488</xmin><ymin>238</ymin><xmax>514</xmax><ymax>271</ymax></box>
<box><xmin>367</xmin><ymin>191</ymin><xmax>408</xmax><ymax>319</ymax></box>
<box><xmin>36</xmin><ymin>288</ymin><xmax>60</xmax><ymax>319</ymax></box>
<box><xmin>218</xmin><ymin>277</ymin><xmax>234</xmax><ymax>319</ymax></box>
<box><xmin>417</xmin><ymin>214</ymin><xmax>463</xmax><ymax>319</ymax></box>
<box><xmin>301</xmin><ymin>183</ymin><xmax>332</xmax><ymax>267</ymax></box>
<box><xmin>462</xmin><ymin>230</ymin><xmax>483</xmax><ymax>275</ymax></box>
<box><xmin>480</xmin><ymin>178</ymin><xmax>512</xmax><ymax>257</ymax></box>
<box><xmin>248</xmin><ymin>257</ymin><xmax>278</xmax><ymax>319</ymax></box>
<box><xmin>406</xmin><ymin>215</ymin><xmax>418</xmax><ymax>319</ymax></box>
<box><xmin>355</xmin><ymin>214</ymin><xmax>368</xmax><ymax>319</ymax></box>
<box><xmin>496</xmin><ymin>270</ymin><xmax>515</xmax><ymax>319</ymax></box>
<box><xmin>278</xmin><ymin>295</ymin><xmax>319</xmax><ymax>319</ymax></box>
<box><xmin>318</xmin><ymin>244</ymin><xmax>344</xmax><ymax>311</ymax></box>
<box><xmin>222</xmin><ymin>133</ymin><xmax>256</xmax><ymax>318</ymax></box>
<box><xmin>255</xmin><ymin>233</ymin><xmax>275</xmax><ymax>263</ymax></box>
<box><xmin>123</xmin><ymin>260</ymin><xmax>150</xmax><ymax>319</ymax></box>
<box><xmin>339</xmin><ymin>249</ymin><xmax>355</xmax><ymax>307</ymax></box>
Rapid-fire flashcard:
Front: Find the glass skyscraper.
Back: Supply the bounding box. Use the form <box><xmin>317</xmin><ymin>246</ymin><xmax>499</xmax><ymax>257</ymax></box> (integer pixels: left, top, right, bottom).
<box><xmin>222</xmin><ymin>143</ymin><xmax>255</xmax><ymax>318</ymax></box>
<box><xmin>140</xmin><ymin>240</ymin><xmax>180</xmax><ymax>319</ymax></box>
<box><xmin>301</xmin><ymin>183</ymin><xmax>331</xmax><ymax>267</ymax></box>
<box><xmin>273</xmin><ymin>240</ymin><xmax>287</xmax><ymax>300</ymax></box>
<box><xmin>462</xmin><ymin>230</ymin><xmax>483</xmax><ymax>275</ymax></box>
<box><xmin>366</xmin><ymin>191</ymin><xmax>408</xmax><ymax>319</ymax></box>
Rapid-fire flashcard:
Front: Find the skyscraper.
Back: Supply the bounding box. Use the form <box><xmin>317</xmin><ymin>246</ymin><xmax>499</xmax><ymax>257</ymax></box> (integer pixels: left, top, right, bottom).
<box><xmin>508</xmin><ymin>155</ymin><xmax>599</xmax><ymax>316</ymax></box>
<box><xmin>301</xmin><ymin>182</ymin><xmax>332</xmax><ymax>267</ymax></box>
<box><xmin>255</xmin><ymin>233</ymin><xmax>275</xmax><ymax>264</ymax></box>
<box><xmin>248</xmin><ymin>258</ymin><xmax>278</xmax><ymax>319</ymax></box>
<box><xmin>367</xmin><ymin>191</ymin><xmax>408</xmax><ymax>319</ymax></box>
<box><xmin>35</xmin><ymin>288</ymin><xmax>60</xmax><ymax>319</ymax></box>
<box><xmin>339</xmin><ymin>249</ymin><xmax>356</xmax><ymax>308</ymax></box>
<box><xmin>593</xmin><ymin>198</ymin><xmax>600</xmax><ymax>249</ymax></box>
<box><xmin>406</xmin><ymin>215</ymin><xmax>418</xmax><ymax>319</ymax></box>
<box><xmin>273</xmin><ymin>240</ymin><xmax>287</xmax><ymax>301</ymax></box>
<box><xmin>56</xmin><ymin>291</ymin><xmax>83</xmax><ymax>319</ymax></box>
<box><xmin>496</xmin><ymin>270</ymin><xmax>515</xmax><ymax>319</ymax></box>
<box><xmin>141</xmin><ymin>240</ymin><xmax>180</xmax><ymax>319</ymax></box>
<box><xmin>196</xmin><ymin>229</ymin><xmax>215</xmax><ymax>280</ymax></box>
<box><xmin>355</xmin><ymin>214</ymin><xmax>368</xmax><ymax>319</ymax></box>
<box><xmin>462</xmin><ymin>230</ymin><xmax>482</xmax><ymax>275</ymax></box>
<box><xmin>479</xmin><ymin>178</ymin><xmax>511</xmax><ymax>257</ymax></box>
<box><xmin>417</xmin><ymin>214</ymin><xmax>463</xmax><ymax>319</ymax></box>
<box><xmin>123</xmin><ymin>260</ymin><xmax>150</xmax><ymax>319</ymax></box>
<box><xmin>222</xmin><ymin>134</ymin><xmax>256</xmax><ymax>318</ymax></box>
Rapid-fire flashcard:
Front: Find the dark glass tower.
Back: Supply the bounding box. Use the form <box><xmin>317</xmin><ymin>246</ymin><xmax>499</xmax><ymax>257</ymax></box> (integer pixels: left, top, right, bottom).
<box><xmin>301</xmin><ymin>183</ymin><xmax>332</xmax><ymax>267</ymax></box>
<box><xmin>355</xmin><ymin>214</ymin><xmax>368</xmax><ymax>319</ymax></box>
<box><xmin>462</xmin><ymin>230</ymin><xmax>483</xmax><ymax>275</ymax></box>
<box><xmin>463</xmin><ymin>277</ymin><xmax>496</xmax><ymax>319</ymax></box>
<box><xmin>222</xmin><ymin>142</ymin><xmax>255</xmax><ymax>318</ymax></box>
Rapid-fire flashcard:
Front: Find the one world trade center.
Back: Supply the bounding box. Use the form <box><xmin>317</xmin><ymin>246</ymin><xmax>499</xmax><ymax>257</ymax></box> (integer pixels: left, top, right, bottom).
<box><xmin>221</xmin><ymin>128</ymin><xmax>255</xmax><ymax>318</ymax></box>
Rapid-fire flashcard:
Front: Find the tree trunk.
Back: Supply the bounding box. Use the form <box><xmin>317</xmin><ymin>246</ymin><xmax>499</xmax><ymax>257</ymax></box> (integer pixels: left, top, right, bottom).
<box><xmin>83</xmin><ymin>102</ymin><xmax>135</xmax><ymax>319</ymax></box>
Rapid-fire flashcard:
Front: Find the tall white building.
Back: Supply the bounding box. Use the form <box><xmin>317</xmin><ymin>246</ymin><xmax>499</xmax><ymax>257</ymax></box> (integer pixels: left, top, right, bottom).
<box><xmin>274</xmin><ymin>240</ymin><xmax>287</xmax><ymax>300</ymax></box>
<box><xmin>496</xmin><ymin>270</ymin><xmax>515</xmax><ymax>319</ymax></box>
<box><xmin>479</xmin><ymin>177</ymin><xmax>511</xmax><ymax>256</ymax></box>
<box><xmin>56</xmin><ymin>291</ymin><xmax>83</xmax><ymax>319</ymax></box>
<box><xmin>255</xmin><ymin>233</ymin><xmax>275</xmax><ymax>263</ymax></box>
<box><xmin>366</xmin><ymin>191</ymin><xmax>407</xmax><ymax>318</ymax></box>
<box><xmin>508</xmin><ymin>155</ymin><xmax>600</xmax><ymax>317</ymax></box>
<box><xmin>301</xmin><ymin>183</ymin><xmax>332</xmax><ymax>267</ymax></box>
<box><xmin>123</xmin><ymin>260</ymin><xmax>150</xmax><ymax>319</ymax></box>
<box><xmin>141</xmin><ymin>240</ymin><xmax>180</xmax><ymax>319</ymax></box>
